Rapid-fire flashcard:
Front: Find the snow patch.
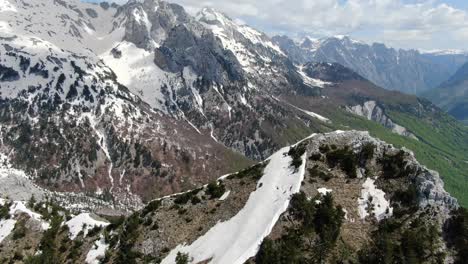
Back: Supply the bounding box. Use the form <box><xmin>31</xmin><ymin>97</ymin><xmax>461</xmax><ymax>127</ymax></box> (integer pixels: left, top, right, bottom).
<box><xmin>9</xmin><ymin>201</ymin><xmax>50</xmax><ymax>230</ymax></box>
<box><xmin>0</xmin><ymin>0</ymin><xmax>16</xmax><ymax>13</ymax></box>
<box><xmin>297</xmin><ymin>65</ymin><xmax>332</xmax><ymax>88</ymax></box>
<box><xmin>273</xmin><ymin>97</ymin><xmax>330</xmax><ymax>123</ymax></box>
<box><xmin>358</xmin><ymin>178</ymin><xmax>393</xmax><ymax>221</ymax></box>
<box><xmin>86</xmin><ymin>235</ymin><xmax>109</xmax><ymax>264</ymax></box>
<box><xmin>219</xmin><ymin>191</ymin><xmax>231</xmax><ymax>201</ymax></box>
<box><xmin>0</xmin><ymin>219</ymin><xmax>16</xmax><ymax>243</ymax></box>
<box><xmin>66</xmin><ymin>213</ymin><xmax>109</xmax><ymax>240</ymax></box>
<box><xmin>317</xmin><ymin>187</ymin><xmax>332</xmax><ymax>195</ymax></box>
<box><xmin>101</xmin><ymin>42</ymin><xmax>173</xmax><ymax>112</ymax></box>
<box><xmin>161</xmin><ymin>144</ymin><xmax>307</xmax><ymax>264</ymax></box>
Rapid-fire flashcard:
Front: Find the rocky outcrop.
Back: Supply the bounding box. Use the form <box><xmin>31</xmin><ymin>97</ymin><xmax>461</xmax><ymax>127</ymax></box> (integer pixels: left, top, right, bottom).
<box><xmin>348</xmin><ymin>101</ymin><xmax>418</xmax><ymax>139</ymax></box>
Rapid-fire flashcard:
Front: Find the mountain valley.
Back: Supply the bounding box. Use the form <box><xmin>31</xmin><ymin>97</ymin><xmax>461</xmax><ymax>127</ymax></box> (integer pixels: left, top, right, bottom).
<box><xmin>0</xmin><ymin>0</ymin><xmax>467</xmax><ymax>263</ymax></box>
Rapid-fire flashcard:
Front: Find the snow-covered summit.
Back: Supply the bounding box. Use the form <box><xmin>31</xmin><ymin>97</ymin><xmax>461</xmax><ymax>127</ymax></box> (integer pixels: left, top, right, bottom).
<box><xmin>0</xmin><ymin>0</ymin><xmax>122</xmax><ymax>54</ymax></box>
<box><xmin>420</xmin><ymin>49</ymin><xmax>468</xmax><ymax>56</ymax></box>
<box><xmin>196</xmin><ymin>6</ymin><xmax>284</xmax><ymax>58</ymax></box>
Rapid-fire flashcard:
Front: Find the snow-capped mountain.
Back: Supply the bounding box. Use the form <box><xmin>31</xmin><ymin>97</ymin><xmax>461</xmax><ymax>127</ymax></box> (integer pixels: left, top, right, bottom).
<box><xmin>0</xmin><ymin>0</ymin><xmax>326</xmax><ymax>209</ymax></box>
<box><xmin>0</xmin><ymin>0</ymin><xmax>467</xmax><ymax>214</ymax></box>
<box><xmin>1</xmin><ymin>0</ymin><xmax>468</xmax><ymax>263</ymax></box>
<box><xmin>0</xmin><ymin>32</ymin><xmax>252</xmax><ymax>209</ymax></box>
<box><xmin>273</xmin><ymin>35</ymin><xmax>468</xmax><ymax>94</ymax></box>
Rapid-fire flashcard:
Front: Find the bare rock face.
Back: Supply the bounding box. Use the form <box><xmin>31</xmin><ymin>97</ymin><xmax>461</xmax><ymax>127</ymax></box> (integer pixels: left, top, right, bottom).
<box><xmin>415</xmin><ymin>168</ymin><xmax>458</xmax><ymax>211</ymax></box>
<box><xmin>120</xmin><ymin>0</ymin><xmax>192</xmax><ymax>50</ymax></box>
<box><xmin>348</xmin><ymin>101</ymin><xmax>418</xmax><ymax>139</ymax></box>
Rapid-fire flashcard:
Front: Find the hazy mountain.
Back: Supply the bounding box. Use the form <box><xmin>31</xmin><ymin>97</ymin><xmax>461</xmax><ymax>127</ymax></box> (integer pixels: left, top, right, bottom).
<box><xmin>424</xmin><ymin>62</ymin><xmax>468</xmax><ymax>123</ymax></box>
<box><xmin>273</xmin><ymin>35</ymin><xmax>468</xmax><ymax>94</ymax></box>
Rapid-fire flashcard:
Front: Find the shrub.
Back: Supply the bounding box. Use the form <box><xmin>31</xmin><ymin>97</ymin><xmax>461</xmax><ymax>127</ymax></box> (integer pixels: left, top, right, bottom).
<box><xmin>257</xmin><ymin>193</ymin><xmax>344</xmax><ymax>263</ymax></box>
<box><xmin>379</xmin><ymin>150</ymin><xmax>412</xmax><ymax>179</ymax></box>
<box><xmin>141</xmin><ymin>200</ymin><xmax>161</xmax><ymax>217</ymax></box>
<box><xmin>12</xmin><ymin>220</ymin><xmax>27</xmax><ymax>240</ymax></box>
<box><xmin>0</xmin><ymin>202</ymin><xmax>10</xmax><ymax>220</ymax></box>
<box><xmin>35</xmin><ymin>214</ymin><xmax>64</xmax><ymax>264</ymax></box>
<box><xmin>206</xmin><ymin>181</ymin><xmax>226</xmax><ymax>199</ymax></box>
<box><xmin>308</xmin><ymin>166</ymin><xmax>333</xmax><ymax>182</ymax></box>
<box><xmin>359</xmin><ymin>212</ymin><xmax>443</xmax><ymax>264</ymax></box>
<box><xmin>28</xmin><ymin>195</ymin><xmax>36</xmax><ymax>208</ymax></box>
<box><xmin>176</xmin><ymin>252</ymin><xmax>190</xmax><ymax>264</ymax></box>
<box><xmin>174</xmin><ymin>188</ymin><xmax>202</xmax><ymax>205</ymax></box>
<box><xmin>360</xmin><ymin>143</ymin><xmax>375</xmax><ymax>162</ymax></box>
<box><xmin>313</xmin><ymin>194</ymin><xmax>345</xmax><ymax>249</ymax></box>
<box><xmin>319</xmin><ymin>144</ymin><xmax>330</xmax><ymax>153</ymax></box>
<box><xmin>143</xmin><ymin>217</ymin><xmax>153</xmax><ymax>227</ymax></box>
<box><xmin>191</xmin><ymin>196</ymin><xmax>201</xmax><ymax>205</ymax></box>
<box><xmin>115</xmin><ymin>213</ymin><xmax>142</xmax><ymax>264</ymax></box>
<box><xmin>326</xmin><ymin>146</ymin><xmax>358</xmax><ymax>178</ymax></box>
<box><xmin>228</xmin><ymin>163</ymin><xmax>266</xmax><ymax>180</ymax></box>
<box><xmin>290</xmin><ymin>192</ymin><xmax>315</xmax><ymax>234</ymax></box>
<box><xmin>288</xmin><ymin>143</ymin><xmax>307</xmax><ymax>170</ymax></box>
<box><xmin>444</xmin><ymin>208</ymin><xmax>468</xmax><ymax>264</ymax></box>
<box><xmin>174</xmin><ymin>194</ymin><xmax>192</xmax><ymax>205</ymax></box>
<box><xmin>394</xmin><ymin>184</ymin><xmax>419</xmax><ymax>209</ymax></box>
<box><xmin>309</xmin><ymin>153</ymin><xmax>322</xmax><ymax>161</ymax></box>
<box><xmin>106</xmin><ymin>215</ymin><xmax>125</xmax><ymax>231</ymax></box>
<box><xmin>256</xmin><ymin>234</ymin><xmax>304</xmax><ymax>264</ymax></box>
<box><xmin>87</xmin><ymin>225</ymin><xmax>102</xmax><ymax>237</ymax></box>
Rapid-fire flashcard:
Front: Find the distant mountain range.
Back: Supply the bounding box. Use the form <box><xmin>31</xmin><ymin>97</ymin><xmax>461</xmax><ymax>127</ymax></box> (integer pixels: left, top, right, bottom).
<box><xmin>273</xmin><ymin>35</ymin><xmax>468</xmax><ymax>95</ymax></box>
<box><xmin>424</xmin><ymin>62</ymin><xmax>468</xmax><ymax>124</ymax></box>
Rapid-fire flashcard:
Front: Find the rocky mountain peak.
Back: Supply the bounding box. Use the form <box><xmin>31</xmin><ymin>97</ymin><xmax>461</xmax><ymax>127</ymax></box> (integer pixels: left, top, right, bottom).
<box><xmin>196</xmin><ymin>7</ymin><xmax>231</xmax><ymax>24</ymax></box>
<box><xmin>118</xmin><ymin>0</ymin><xmax>194</xmax><ymax>49</ymax></box>
<box><xmin>300</xmin><ymin>36</ymin><xmax>320</xmax><ymax>50</ymax></box>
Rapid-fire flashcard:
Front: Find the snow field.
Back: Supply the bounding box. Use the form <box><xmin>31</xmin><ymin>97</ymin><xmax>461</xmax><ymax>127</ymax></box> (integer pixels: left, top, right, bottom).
<box><xmin>161</xmin><ymin>144</ymin><xmax>307</xmax><ymax>264</ymax></box>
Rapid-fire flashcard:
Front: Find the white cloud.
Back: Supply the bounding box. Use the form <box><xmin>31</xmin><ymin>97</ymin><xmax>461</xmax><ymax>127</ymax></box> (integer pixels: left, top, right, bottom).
<box><xmin>104</xmin><ymin>0</ymin><xmax>468</xmax><ymax>50</ymax></box>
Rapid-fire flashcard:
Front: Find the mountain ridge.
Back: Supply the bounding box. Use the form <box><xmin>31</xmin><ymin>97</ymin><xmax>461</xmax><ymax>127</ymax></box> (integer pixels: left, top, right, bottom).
<box><xmin>423</xmin><ymin>62</ymin><xmax>468</xmax><ymax>123</ymax></box>
<box><xmin>273</xmin><ymin>34</ymin><xmax>468</xmax><ymax>94</ymax></box>
<box><xmin>1</xmin><ymin>0</ymin><xmax>468</xmax><ymax>263</ymax></box>
<box><xmin>1</xmin><ymin>0</ymin><xmax>467</xmax><ymax>211</ymax></box>
<box><xmin>0</xmin><ymin>131</ymin><xmax>464</xmax><ymax>263</ymax></box>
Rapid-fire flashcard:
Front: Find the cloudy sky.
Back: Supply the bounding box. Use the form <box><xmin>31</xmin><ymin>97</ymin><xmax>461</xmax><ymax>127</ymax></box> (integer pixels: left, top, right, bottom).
<box><xmin>91</xmin><ymin>0</ymin><xmax>468</xmax><ymax>51</ymax></box>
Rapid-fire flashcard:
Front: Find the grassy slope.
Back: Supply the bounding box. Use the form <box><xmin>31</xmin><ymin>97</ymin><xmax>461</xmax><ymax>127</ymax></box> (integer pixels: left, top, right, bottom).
<box><xmin>325</xmin><ymin>109</ymin><xmax>468</xmax><ymax>207</ymax></box>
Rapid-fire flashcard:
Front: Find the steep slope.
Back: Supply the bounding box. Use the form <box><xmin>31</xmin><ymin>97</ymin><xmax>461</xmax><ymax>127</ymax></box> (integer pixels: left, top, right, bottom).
<box><xmin>0</xmin><ymin>0</ymin><xmax>122</xmax><ymax>54</ymax></box>
<box><xmin>273</xmin><ymin>35</ymin><xmax>468</xmax><ymax>94</ymax></box>
<box><xmin>254</xmin><ymin>131</ymin><xmax>460</xmax><ymax>264</ymax></box>
<box><xmin>69</xmin><ymin>0</ymin><xmax>327</xmax><ymax>163</ymax></box>
<box><xmin>0</xmin><ymin>0</ymin><xmax>330</xmax><ymax>211</ymax></box>
<box><xmin>424</xmin><ymin>62</ymin><xmax>468</xmax><ymax>124</ymax></box>
<box><xmin>0</xmin><ymin>22</ymin><xmax>251</xmax><ymax>210</ymax></box>
<box><xmin>277</xmin><ymin>62</ymin><xmax>468</xmax><ymax>206</ymax></box>
<box><xmin>0</xmin><ymin>131</ymin><xmax>464</xmax><ymax>264</ymax></box>
<box><xmin>1</xmin><ymin>0</ymin><xmax>467</xmax><ymax>210</ymax></box>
